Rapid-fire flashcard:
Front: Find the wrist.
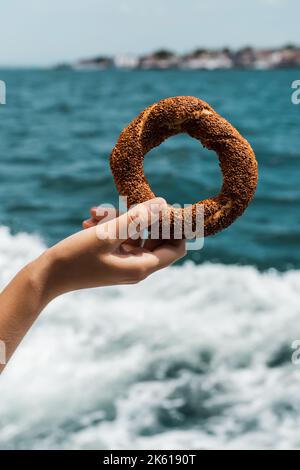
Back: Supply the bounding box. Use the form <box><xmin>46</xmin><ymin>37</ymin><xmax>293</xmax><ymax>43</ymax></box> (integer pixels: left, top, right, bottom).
<box><xmin>26</xmin><ymin>248</ymin><xmax>62</xmax><ymax>308</ymax></box>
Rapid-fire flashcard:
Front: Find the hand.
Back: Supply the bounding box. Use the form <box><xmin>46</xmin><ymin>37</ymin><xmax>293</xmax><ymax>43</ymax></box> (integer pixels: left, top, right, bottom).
<box><xmin>40</xmin><ymin>198</ymin><xmax>186</xmax><ymax>300</ymax></box>
<box><xmin>0</xmin><ymin>198</ymin><xmax>186</xmax><ymax>369</ymax></box>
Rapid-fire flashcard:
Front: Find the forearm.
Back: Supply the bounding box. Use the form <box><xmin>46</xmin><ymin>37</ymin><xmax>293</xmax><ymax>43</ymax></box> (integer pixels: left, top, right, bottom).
<box><xmin>0</xmin><ymin>251</ymin><xmax>56</xmax><ymax>371</ymax></box>
<box><xmin>0</xmin><ymin>198</ymin><xmax>185</xmax><ymax>372</ymax></box>
<box><xmin>0</xmin><ymin>228</ymin><xmax>103</xmax><ymax>372</ymax></box>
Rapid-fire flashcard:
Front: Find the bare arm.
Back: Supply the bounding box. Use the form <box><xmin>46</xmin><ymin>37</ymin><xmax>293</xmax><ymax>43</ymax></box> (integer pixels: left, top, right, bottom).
<box><xmin>0</xmin><ymin>198</ymin><xmax>186</xmax><ymax>371</ymax></box>
<box><xmin>0</xmin><ymin>253</ymin><xmax>55</xmax><ymax>370</ymax></box>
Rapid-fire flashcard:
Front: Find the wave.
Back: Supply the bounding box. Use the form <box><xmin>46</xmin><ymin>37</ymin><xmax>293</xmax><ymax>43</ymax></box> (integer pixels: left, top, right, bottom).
<box><xmin>0</xmin><ymin>226</ymin><xmax>299</xmax><ymax>450</ymax></box>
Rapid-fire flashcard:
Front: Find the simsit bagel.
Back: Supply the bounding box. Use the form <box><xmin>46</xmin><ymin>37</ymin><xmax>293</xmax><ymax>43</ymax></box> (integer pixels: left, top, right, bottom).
<box><xmin>110</xmin><ymin>96</ymin><xmax>258</xmax><ymax>237</ymax></box>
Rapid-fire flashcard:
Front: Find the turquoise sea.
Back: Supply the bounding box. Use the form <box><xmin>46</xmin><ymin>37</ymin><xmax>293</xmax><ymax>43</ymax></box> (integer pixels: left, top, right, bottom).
<box><xmin>0</xmin><ymin>69</ymin><xmax>300</xmax><ymax>450</ymax></box>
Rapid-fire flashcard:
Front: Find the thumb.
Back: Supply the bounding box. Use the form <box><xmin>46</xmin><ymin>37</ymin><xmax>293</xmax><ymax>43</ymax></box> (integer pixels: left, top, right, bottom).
<box><xmin>96</xmin><ymin>197</ymin><xmax>167</xmax><ymax>245</ymax></box>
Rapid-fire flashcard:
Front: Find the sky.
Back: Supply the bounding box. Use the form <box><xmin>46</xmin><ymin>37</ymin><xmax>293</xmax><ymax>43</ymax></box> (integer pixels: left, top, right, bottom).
<box><xmin>0</xmin><ymin>0</ymin><xmax>298</xmax><ymax>66</ymax></box>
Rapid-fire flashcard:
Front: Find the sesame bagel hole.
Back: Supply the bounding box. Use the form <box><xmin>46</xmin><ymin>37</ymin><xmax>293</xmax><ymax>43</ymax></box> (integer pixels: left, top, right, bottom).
<box><xmin>143</xmin><ymin>133</ymin><xmax>222</xmax><ymax>209</ymax></box>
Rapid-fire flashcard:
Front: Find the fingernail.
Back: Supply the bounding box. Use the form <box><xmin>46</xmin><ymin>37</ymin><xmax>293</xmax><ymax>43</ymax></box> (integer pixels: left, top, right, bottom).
<box><xmin>95</xmin><ymin>206</ymin><xmax>108</xmax><ymax>218</ymax></box>
<box><xmin>148</xmin><ymin>198</ymin><xmax>167</xmax><ymax>215</ymax></box>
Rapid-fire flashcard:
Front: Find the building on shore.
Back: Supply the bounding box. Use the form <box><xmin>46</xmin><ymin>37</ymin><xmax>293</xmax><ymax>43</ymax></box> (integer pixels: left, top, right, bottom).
<box><xmin>61</xmin><ymin>45</ymin><xmax>300</xmax><ymax>71</ymax></box>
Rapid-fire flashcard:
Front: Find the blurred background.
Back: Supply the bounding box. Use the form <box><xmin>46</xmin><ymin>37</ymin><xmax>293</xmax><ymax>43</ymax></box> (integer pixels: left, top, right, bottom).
<box><xmin>0</xmin><ymin>0</ymin><xmax>300</xmax><ymax>450</ymax></box>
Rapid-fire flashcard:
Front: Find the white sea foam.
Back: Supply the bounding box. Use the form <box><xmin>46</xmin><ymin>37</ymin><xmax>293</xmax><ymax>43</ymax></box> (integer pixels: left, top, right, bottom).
<box><xmin>0</xmin><ymin>226</ymin><xmax>300</xmax><ymax>450</ymax></box>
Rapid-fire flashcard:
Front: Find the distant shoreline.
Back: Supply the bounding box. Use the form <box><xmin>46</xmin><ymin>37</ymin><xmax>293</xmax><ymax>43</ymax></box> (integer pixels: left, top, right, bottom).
<box><xmin>53</xmin><ymin>45</ymin><xmax>300</xmax><ymax>71</ymax></box>
<box><xmin>1</xmin><ymin>67</ymin><xmax>300</xmax><ymax>72</ymax></box>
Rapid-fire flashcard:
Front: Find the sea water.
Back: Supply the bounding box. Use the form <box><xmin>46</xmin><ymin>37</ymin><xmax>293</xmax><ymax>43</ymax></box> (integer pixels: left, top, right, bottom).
<box><xmin>0</xmin><ymin>69</ymin><xmax>299</xmax><ymax>449</ymax></box>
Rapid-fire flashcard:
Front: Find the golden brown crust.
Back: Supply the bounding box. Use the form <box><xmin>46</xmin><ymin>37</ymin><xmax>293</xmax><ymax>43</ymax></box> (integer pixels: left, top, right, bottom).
<box><xmin>110</xmin><ymin>96</ymin><xmax>258</xmax><ymax>237</ymax></box>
